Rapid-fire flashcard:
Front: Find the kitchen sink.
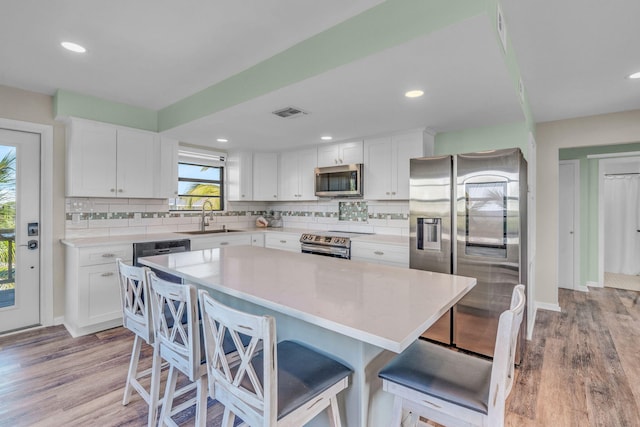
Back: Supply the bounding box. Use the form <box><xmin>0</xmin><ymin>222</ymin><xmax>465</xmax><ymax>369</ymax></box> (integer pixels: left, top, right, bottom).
<box><xmin>181</xmin><ymin>229</ymin><xmax>244</xmax><ymax>235</ymax></box>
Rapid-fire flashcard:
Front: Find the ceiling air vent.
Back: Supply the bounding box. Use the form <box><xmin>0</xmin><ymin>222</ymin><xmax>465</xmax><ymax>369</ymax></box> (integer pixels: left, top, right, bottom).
<box><xmin>272</xmin><ymin>106</ymin><xmax>308</xmax><ymax>119</ymax></box>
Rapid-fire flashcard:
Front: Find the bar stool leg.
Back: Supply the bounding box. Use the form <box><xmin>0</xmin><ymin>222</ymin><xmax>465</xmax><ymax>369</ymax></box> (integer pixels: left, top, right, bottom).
<box><xmin>328</xmin><ymin>395</ymin><xmax>341</xmax><ymax>427</ymax></box>
<box><xmin>194</xmin><ymin>377</ymin><xmax>207</xmax><ymax>427</ymax></box>
<box><xmin>158</xmin><ymin>366</ymin><xmax>179</xmax><ymax>426</ymax></box>
<box><xmin>147</xmin><ymin>345</ymin><xmax>162</xmax><ymax>427</ymax></box>
<box><xmin>123</xmin><ymin>335</ymin><xmax>143</xmax><ymax>405</ymax></box>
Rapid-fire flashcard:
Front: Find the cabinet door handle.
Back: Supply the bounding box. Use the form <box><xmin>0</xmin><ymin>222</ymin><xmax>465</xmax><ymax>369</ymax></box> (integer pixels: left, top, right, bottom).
<box><xmin>110</xmin><ymin>188</ymin><xmax>115</xmax><ymax>192</ymax></box>
<box><xmin>391</xmin><ymin>192</ymin><xmax>396</xmax><ymax>195</ymax></box>
<box><xmin>220</xmin><ymin>242</ymin><xmax>229</xmax><ymax>246</ymax></box>
<box><xmin>101</xmin><ymin>253</ymin><xmax>115</xmax><ymax>258</ymax></box>
<box><xmin>101</xmin><ymin>272</ymin><xmax>114</xmax><ymax>277</ymax></box>
<box><xmin>386</xmin><ymin>192</ymin><xmax>390</xmax><ymax>195</ymax></box>
<box><xmin>280</xmin><ymin>240</ymin><xmax>287</xmax><ymax>244</ymax></box>
<box><xmin>118</xmin><ymin>189</ymin><xmax>124</xmax><ymax>193</ymax></box>
<box><xmin>273</xmin><ymin>195</ymin><xmax>277</xmax><ymax>198</ymax></box>
<box><xmin>374</xmin><ymin>251</ymin><xmax>384</xmax><ymax>256</ymax></box>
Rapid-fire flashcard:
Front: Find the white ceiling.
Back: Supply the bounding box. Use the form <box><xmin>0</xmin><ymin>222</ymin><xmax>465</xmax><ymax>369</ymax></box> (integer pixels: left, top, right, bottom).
<box><xmin>2</xmin><ymin>1</ymin><xmax>640</xmax><ymax>150</ymax></box>
<box><xmin>500</xmin><ymin>0</ymin><xmax>640</xmax><ymax>123</ymax></box>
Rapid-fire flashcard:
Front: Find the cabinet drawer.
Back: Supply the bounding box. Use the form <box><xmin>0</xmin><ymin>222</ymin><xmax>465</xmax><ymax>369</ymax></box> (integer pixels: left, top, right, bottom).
<box><xmin>251</xmin><ymin>233</ymin><xmax>265</xmax><ymax>247</ymax></box>
<box><xmin>79</xmin><ymin>244</ymin><xmax>132</xmax><ymax>266</ymax></box>
<box><xmin>190</xmin><ymin>234</ymin><xmax>252</xmax><ymax>251</ymax></box>
<box><xmin>351</xmin><ymin>241</ymin><xmax>409</xmax><ymax>267</ymax></box>
<box><xmin>264</xmin><ymin>233</ymin><xmax>301</xmax><ymax>252</ymax></box>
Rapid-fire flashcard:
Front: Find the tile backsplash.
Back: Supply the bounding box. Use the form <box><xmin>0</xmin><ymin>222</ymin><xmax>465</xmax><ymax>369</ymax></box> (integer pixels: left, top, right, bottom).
<box><xmin>65</xmin><ymin>198</ymin><xmax>410</xmax><ymax>238</ymax></box>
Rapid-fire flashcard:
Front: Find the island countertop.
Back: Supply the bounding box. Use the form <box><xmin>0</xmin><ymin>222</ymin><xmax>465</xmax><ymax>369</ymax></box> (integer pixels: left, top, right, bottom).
<box><xmin>139</xmin><ymin>245</ymin><xmax>476</xmax><ymax>353</ymax></box>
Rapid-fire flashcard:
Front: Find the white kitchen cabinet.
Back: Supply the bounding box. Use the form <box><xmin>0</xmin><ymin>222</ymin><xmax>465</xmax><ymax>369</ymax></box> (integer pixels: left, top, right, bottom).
<box><xmin>351</xmin><ymin>241</ymin><xmax>409</xmax><ymax>268</ymax></box>
<box><xmin>264</xmin><ymin>232</ymin><xmax>302</xmax><ymax>252</ymax></box>
<box><xmin>158</xmin><ymin>136</ymin><xmax>179</xmax><ymax>198</ymax></box>
<box><xmin>364</xmin><ymin>132</ymin><xmax>423</xmax><ymax>200</ymax></box>
<box><xmin>278</xmin><ymin>148</ymin><xmax>317</xmax><ymax>200</ymax></box>
<box><xmin>253</xmin><ymin>153</ymin><xmax>278</xmax><ymax>201</ymax></box>
<box><xmin>190</xmin><ymin>233</ymin><xmax>252</xmax><ymax>250</ymax></box>
<box><xmin>65</xmin><ymin>118</ymin><xmax>159</xmax><ymax>198</ymax></box>
<box><xmin>251</xmin><ymin>233</ymin><xmax>265</xmax><ymax>247</ymax></box>
<box><xmin>64</xmin><ymin>243</ymin><xmax>132</xmax><ymax>337</ymax></box>
<box><xmin>226</xmin><ymin>151</ymin><xmax>253</xmax><ymax>201</ymax></box>
<box><xmin>317</xmin><ymin>140</ymin><xmax>363</xmax><ymax>167</ymax></box>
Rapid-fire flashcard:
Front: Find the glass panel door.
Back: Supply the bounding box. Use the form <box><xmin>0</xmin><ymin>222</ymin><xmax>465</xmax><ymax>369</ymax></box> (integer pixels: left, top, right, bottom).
<box><xmin>0</xmin><ymin>129</ymin><xmax>40</xmax><ymax>332</ymax></box>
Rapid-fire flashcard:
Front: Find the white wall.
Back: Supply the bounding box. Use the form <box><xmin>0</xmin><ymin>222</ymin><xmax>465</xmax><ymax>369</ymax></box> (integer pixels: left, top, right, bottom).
<box><xmin>536</xmin><ymin>109</ymin><xmax>640</xmax><ymax>307</ymax></box>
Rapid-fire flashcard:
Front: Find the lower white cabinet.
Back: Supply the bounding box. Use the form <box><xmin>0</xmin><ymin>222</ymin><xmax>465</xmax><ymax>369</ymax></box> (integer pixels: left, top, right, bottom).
<box><xmin>251</xmin><ymin>233</ymin><xmax>265</xmax><ymax>247</ymax></box>
<box><xmin>351</xmin><ymin>241</ymin><xmax>409</xmax><ymax>268</ymax></box>
<box><xmin>190</xmin><ymin>233</ymin><xmax>252</xmax><ymax>250</ymax></box>
<box><xmin>65</xmin><ymin>244</ymin><xmax>132</xmax><ymax>337</ymax></box>
<box><xmin>264</xmin><ymin>232</ymin><xmax>302</xmax><ymax>252</ymax></box>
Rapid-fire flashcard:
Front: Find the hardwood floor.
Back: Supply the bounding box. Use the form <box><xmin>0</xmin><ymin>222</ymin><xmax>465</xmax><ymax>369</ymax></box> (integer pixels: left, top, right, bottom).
<box><xmin>505</xmin><ymin>287</ymin><xmax>640</xmax><ymax>426</ymax></box>
<box><xmin>1</xmin><ymin>287</ymin><xmax>639</xmax><ymax>426</ymax></box>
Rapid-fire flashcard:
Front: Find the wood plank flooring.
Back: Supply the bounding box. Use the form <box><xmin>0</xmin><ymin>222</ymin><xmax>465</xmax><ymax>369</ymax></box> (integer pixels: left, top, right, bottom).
<box><xmin>1</xmin><ymin>287</ymin><xmax>639</xmax><ymax>426</ymax></box>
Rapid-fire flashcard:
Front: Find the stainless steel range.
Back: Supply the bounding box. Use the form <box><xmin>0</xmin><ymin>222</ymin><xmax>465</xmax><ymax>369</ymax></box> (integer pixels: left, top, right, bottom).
<box><xmin>300</xmin><ymin>232</ymin><xmax>353</xmax><ymax>259</ymax></box>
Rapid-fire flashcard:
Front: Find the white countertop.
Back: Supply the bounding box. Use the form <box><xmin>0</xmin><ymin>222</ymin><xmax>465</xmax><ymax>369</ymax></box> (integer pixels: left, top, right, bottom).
<box><xmin>61</xmin><ymin>227</ymin><xmax>409</xmax><ymax>248</ymax></box>
<box><xmin>139</xmin><ymin>246</ymin><xmax>475</xmax><ymax>353</ymax></box>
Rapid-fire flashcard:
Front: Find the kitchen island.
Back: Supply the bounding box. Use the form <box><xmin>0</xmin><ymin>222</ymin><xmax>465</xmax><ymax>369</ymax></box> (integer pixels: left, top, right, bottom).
<box><xmin>139</xmin><ymin>246</ymin><xmax>476</xmax><ymax>427</ymax></box>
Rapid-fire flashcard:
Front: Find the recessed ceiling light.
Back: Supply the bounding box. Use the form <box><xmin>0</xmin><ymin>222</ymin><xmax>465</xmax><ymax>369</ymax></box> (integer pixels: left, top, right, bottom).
<box><xmin>61</xmin><ymin>41</ymin><xmax>86</xmax><ymax>53</ymax></box>
<box><xmin>216</xmin><ymin>138</ymin><xmax>228</xmax><ymax>143</ymax></box>
<box><xmin>628</xmin><ymin>71</ymin><xmax>640</xmax><ymax>79</ymax></box>
<box><xmin>321</xmin><ymin>136</ymin><xmax>333</xmax><ymax>141</ymax></box>
<box><xmin>405</xmin><ymin>90</ymin><xmax>424</xmax><ymax>98</ymax></box>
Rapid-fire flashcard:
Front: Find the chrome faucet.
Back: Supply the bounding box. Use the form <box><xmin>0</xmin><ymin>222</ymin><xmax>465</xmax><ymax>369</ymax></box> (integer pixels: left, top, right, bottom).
<box><xmin>201</xmin><ymin>200</ymin><xmax>214</xmax><ymax>231</ymax></box>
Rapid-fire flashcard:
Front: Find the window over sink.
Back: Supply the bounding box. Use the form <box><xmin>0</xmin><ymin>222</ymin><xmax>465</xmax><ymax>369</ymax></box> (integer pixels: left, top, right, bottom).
<box><xmin>170</xmin><ymin>147</ymin><xmax>225</xmax><ymax>211</ymax></box>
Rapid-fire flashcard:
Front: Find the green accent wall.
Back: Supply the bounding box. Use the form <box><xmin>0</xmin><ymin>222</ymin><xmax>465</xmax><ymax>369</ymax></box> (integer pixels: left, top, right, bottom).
<box><xmin>560</xmin><ymin>142</ymin><xmax>640</xmax><ymax>286</ymax></box>
<box><xmin>54</xmin><ymin>90</ymin><xmax>158</xmax><ymax>131</ymax></box>
<box><xmin>434</xmin><ymin>121</ymin><xmax>529</xmax><ymax>157</ymax></box>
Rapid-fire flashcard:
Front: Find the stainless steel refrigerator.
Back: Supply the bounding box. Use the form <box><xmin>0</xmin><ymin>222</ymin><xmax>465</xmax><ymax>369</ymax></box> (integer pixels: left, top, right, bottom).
<box><xmin>410</xmin><ymin>148</ymin><xmax>527</xmax><ymax>361</ymax></box>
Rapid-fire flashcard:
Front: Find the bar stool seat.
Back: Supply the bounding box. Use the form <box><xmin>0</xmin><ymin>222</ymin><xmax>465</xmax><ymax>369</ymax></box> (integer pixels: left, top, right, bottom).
<box><xmin>247</xmin><ymin>340</ymin><xmax>353</xmax><ymax>420</ymax></box>
<box><xmin>379</xmin><ymin>340</ymin><xmax>492</xmax><ymax>414</ymax></box>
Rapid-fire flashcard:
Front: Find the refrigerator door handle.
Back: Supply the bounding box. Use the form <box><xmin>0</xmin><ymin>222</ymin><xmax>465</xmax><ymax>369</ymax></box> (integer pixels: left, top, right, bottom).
<box><xmin>417</xmin><ymin>218</ymin><xmax>441</xmax><ymax>251</ymax></box>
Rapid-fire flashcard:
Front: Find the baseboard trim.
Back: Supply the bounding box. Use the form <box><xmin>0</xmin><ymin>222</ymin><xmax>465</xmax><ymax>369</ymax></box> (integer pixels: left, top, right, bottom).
<box><xmin>587</xmin><ymin>281</ymin><xmax>603</xmax><ymax>288</ymax></box>
<box><xmin>53</xmin><ymin>316</ymin><xmax>65</xmax><ymax>326</ymax></box>
<box><xmin>536</xmin><ymin>301</ymin><xmax>562</xmax><ymax>313</ymax></box>
<box><xmin>575</xmin><ymin>285</ymin><xmax>590</xmax><ymax>293</ymax></box>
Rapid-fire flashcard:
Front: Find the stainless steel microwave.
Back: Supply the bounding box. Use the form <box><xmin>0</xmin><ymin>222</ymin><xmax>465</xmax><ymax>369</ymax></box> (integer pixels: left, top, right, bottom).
<box><xmin>314</xmin><ymin>164</ymin><xmax>363</xmax><ymax>197</ymax></box>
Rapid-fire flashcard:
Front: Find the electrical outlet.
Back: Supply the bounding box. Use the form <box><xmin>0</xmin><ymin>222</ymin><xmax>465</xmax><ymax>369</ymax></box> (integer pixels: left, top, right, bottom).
<box><xmin>133</xmin><ymin>212</ymin><xmax>142</xmax><ymax>224</ymax></box>
<box><xmin>72</xmin><ymin>213</ymin><xmax>81</xmax><ymax>224</ymax></box>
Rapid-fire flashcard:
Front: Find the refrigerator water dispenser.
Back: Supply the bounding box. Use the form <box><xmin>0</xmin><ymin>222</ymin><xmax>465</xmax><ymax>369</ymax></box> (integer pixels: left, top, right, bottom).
<box><xmin>417</xmin><ymin>217</ymin><xmax>441</xmax><ymax>251</ymax></box>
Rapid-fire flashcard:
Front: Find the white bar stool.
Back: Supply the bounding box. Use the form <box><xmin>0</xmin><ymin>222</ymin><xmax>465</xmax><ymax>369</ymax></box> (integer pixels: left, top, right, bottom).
<box><xmin>198</xmin><ymin>289</ymin><xmax>353</xmax><ymax>427</ymax></box>
<box><xmin>378</xmin><ymin>285</ymin><xmax>526</xmax><ymax>427</ymax></box>
<box><xmin>115</xmin><ymin>259</ymin><xmax>158</xmax><ymax>407</ymax></box>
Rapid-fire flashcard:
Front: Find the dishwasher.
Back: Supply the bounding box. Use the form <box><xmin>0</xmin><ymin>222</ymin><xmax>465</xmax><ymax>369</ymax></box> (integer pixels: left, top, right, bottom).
<box><xmin>133</xmin><ymin>239</ymin><xmax>191</xmax><ymax>283</ymax></box>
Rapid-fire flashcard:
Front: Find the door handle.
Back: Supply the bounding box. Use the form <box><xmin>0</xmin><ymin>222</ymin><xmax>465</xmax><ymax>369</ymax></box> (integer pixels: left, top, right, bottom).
<box><xmin>19</xmin><ymin>240</ymin><xmax>38</xmax><ymax>250</ymax></box>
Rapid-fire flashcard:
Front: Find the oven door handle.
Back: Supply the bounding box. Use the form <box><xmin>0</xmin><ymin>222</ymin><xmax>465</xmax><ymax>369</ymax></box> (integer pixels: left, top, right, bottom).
<box><xmin>301</xmin><ymin>243</ymin><xmax>349</xmax><ymax>257</ymax></box>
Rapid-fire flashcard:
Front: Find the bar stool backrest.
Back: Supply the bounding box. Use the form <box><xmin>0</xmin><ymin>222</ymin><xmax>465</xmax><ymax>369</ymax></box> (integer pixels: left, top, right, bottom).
<box><xmin>116</xmin><ymin>259</ymin><xmax>153</xmax><ymax>344</ymax></box>
<box><xmin>199</xmin><ymin>290</ymin><xmax>277</xmax><ymax>426</ymax></box>
<box><xmin>148</xmin><ymin>272</ymin><xmax>201</xmax><ymax>382</ymax></box>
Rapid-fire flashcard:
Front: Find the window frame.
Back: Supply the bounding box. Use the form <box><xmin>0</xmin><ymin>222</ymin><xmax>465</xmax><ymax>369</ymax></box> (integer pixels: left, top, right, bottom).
<box><xmin>171</xmin><ymin>161</ymin><xmax>225</xmax><ymax>212</ymax></box>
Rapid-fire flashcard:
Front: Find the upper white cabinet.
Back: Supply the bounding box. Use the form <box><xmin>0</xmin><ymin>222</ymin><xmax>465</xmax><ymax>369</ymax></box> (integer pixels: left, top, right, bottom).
<box><xmin>364</xmin><ymin>131</ymin><xmax>424</xmax><ymax>200</ymax></box>
<box><xmin>279</xmin><ymin>148</ymin><xmax>317</xmax><ymax>200</ymax></box>
<box><xmin>226</xmin><ymin>151</ymin><xmax>253</xmax><ymax>201</ymax></box>
<box><xmin>158</xmin><ymin>137</ymin><xmax>179</xmax><ymax>199</ymax></box>
<box><xmin>317</xmin><ymin>140</ymin><xmax>363</xmax><ymax>167</ymax></box>
<box><xmin>252</xmin><ymin>153</ymin><xmax>278</xmax><ymax>201</ymax></box>
<box><xmin>66</xmin><ymin>118</ymin><xmax>160</xmax><ymax>198</ymax></box>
